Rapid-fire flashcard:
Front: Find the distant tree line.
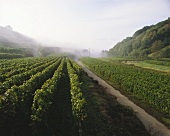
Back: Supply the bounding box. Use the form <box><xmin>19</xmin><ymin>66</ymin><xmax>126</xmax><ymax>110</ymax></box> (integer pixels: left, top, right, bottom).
<box><xmin>40</xmin><ymin>47</ymin><xmax>61</xmax><ymax>56</ymax></box>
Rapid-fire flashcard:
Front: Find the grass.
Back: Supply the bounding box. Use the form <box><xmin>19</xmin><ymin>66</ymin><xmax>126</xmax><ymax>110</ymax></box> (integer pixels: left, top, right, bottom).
<box><xmin>127</xmin><ymin>61</ymin><xmax>170</xmax><ymax>73</ymax></box>
<box><xmin>81</xmin><ymin>73</ymin><xmax>150</xmax><ymax>136</ymax></box>
<box><xmin>102</xmin><ymin>57</ymin><xmax>170</xmax><ymax>73</ymax></box>
<box><xmin>100</xmin><ymin>57</ymin><xmax>135</xmax><ymax>62</ymax></box>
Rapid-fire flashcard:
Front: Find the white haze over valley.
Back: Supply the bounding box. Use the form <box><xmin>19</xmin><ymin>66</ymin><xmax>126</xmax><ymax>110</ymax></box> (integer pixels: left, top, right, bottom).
<box><xmin>0</xmin><ymin>0</ymin><xmax>170</xmax><ymax>53</ymax></box>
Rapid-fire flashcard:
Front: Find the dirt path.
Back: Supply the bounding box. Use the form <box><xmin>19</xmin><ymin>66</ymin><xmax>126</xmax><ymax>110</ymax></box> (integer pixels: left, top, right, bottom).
<box><xmin>77</xmin><ymin>61</ymin><xmax>170</xmax><ymax>136</ymax></box>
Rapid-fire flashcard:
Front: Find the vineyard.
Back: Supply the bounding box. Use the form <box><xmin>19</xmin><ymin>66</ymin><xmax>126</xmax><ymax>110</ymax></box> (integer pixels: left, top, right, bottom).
<box><xmin>0</xmin><ymin>56</ymin><xmax>150</xmax><ymax>136</ymax></box>
<box><xmin>81</xmin><ymin>57</ymin><xmax>170</xmax><ymax>118</ymax></box>
<box><xmin>0</xmin><ymin>56</ymin><xmax>85</xmax><ymax>136</ymax></box>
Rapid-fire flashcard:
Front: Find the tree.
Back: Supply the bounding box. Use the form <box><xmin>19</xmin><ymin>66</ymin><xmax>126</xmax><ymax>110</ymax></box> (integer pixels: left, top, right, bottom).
<box><xmin>151</xmin><ymin>40</ymin><xmax>164</xmax><ymax>53</ymax></box>
<box><xmin>160</xmin><ymin>46</ymin><xmax>170</xmax><ymax>58</ymax></box>
<box><xmin>101</xmin><ymin>50</ymin><xmax>108</xmax><ymax>57</ymax></box>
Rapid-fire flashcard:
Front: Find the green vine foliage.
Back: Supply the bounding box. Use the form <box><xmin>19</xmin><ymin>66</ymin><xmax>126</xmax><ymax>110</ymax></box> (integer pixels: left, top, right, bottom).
<box><xmin>67</xmin><ymin>58</ymin><xmax>86</xmax><ymax>120</ymax></box>
<box><xmin>81</xmin><ymin>57</ymin><xmax>170</xmax><ymax>115</ymax></box>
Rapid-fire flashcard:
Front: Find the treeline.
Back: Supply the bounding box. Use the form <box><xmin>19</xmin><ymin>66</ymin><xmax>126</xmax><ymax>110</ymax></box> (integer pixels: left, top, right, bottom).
<box><xmin>109</xmin><ymin>18</ymin><xmax>170</xmax><ymax>58</ymax></box>
<box><xmin>40</xmin><ymin>47</ymin><xmax>61</xmax><ymax>56</ymax></box>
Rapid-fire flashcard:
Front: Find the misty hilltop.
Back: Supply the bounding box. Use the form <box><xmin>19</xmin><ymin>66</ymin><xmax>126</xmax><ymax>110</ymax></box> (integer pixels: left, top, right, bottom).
<box><xmin>0</xmin><ymin>25</ymin><xmax>40</xmax><ymax>58</ymax></box>
<box><xmin>0</xmin><ymin>25</ymin><xmax>39</xmax><ymax>48</ymax></box>
<box><xmin>108</xmin><ymin>18</ymin><xmax>170</xmax><ymax>58</ymax></box>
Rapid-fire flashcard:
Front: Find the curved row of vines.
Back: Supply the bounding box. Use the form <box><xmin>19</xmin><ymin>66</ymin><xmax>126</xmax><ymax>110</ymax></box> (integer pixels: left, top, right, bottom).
<box><xmin>0</xmin><ymin>56</ymin><xmax>85</xmax><ymax>136</ymax></box>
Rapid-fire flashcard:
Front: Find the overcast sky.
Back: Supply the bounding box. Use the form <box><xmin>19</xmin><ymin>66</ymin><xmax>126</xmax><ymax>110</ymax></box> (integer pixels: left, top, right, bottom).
<box><xmin>0</xmin><ymin>0</ymin><xmax>170</xmax><ymax>51</ymax></box>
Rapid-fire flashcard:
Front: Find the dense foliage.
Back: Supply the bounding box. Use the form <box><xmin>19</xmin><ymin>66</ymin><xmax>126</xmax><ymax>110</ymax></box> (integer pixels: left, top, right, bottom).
<box><xmin>81</xmin><ymin>57</ymin><xmax>170</xmax><ymax>115</ymax></box>
<box><xmin>67</xmin><ymin>58</ymin><xmax>86</xmax><ymax>120</ymax></box>
<box><xmin>40</xmin><ymin>47</ymin><xmax>61</xmax><ymax>56</ymax></box>
<box><xmin>109</xmin><ymin>18</ymin><xmax>170</xmax><ymax>58</ymax></box>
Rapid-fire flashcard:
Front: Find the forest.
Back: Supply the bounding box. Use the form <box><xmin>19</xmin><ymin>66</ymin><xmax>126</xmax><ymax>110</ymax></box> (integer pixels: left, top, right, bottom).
<box><xmin>108</xmin><ymin>18</ymin><xmax>170</xmax><ymax>58</ymax></box>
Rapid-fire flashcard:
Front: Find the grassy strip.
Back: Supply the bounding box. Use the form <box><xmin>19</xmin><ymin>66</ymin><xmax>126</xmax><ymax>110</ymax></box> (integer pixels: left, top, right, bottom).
<box><xmin>134</xmin><ymin>61</ymin><xmax>170</xmax><ymax>73</ymax></box>
<box><xmin>101</xmin><ymin>57</ymin><xmax>170</xmax><ymax>73</ymax></box>
<box><xmin>81</xmin><ymin>73</ymin><xmax>150</xmax><ymax>136</ymax></box>
<box><xmin>121</xmin><ymin>60</ymin><xmax>170</xmax><ymax>73</ymax></box>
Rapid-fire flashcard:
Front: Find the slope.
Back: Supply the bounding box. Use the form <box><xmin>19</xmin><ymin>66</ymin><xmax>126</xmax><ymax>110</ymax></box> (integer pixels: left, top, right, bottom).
<box><xmin>109</xmin><ymin>18</ymin><xmax>170</xmax><ymax>58</ymax></box>
<box><xmin>0</xmin><ymin>25</ymin><xmax>40</xmax><ymax>58</ymax></box>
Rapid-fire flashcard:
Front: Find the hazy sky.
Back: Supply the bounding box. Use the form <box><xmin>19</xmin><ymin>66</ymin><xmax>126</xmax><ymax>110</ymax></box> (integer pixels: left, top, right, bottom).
<box><xmin>0</xmin><ymin>0</ymin><xmax>170</xmax><ymax>51</ymax></box>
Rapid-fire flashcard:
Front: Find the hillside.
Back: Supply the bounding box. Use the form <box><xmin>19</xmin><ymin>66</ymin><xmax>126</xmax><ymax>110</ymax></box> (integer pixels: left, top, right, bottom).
<box><xmin>108</xmin><ymin>18</ymin><xmax>170</xmax><ymax>58</ymax></box>
<box><xmin>0</xmin><ymin>25</ymin><xmax>40</xmax><ymax>58</ymax></box>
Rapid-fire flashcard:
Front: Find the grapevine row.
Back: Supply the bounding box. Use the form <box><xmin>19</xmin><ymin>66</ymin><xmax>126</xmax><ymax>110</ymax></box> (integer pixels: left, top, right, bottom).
<box><xmin>0</xmin><ymin>58</ymin><xmax>61</xmax><ymax>135</ymax></box>
<box><xmin>0</xmin><ymin>58</ymin><xmax>60</xmax><ymax>94</ymax></box>
<box><xmin>0</xmin><ymin>57</ymin><xmax>56</xmax><ymax>83</ymax></box>
<box><xmin>31</xmin><ymin>59</ymin><xmax>64</xmax><ymax>135</ymax></box>
<box><xmin>67</xmin><ymin>58</ymin><xmax>86</xmax><ymax>119</ymax></box>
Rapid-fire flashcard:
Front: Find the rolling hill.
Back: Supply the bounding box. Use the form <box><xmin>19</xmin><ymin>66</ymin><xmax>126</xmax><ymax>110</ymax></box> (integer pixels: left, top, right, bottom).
<box><xmin>0</xmin><ymin>25</ymin><xmax>40</xmax><ymax>58</ymax></box>
<box><xmin>108</xmin><ymin>18</ymin><xmax>170</xmax><ymax>58</ymax></box>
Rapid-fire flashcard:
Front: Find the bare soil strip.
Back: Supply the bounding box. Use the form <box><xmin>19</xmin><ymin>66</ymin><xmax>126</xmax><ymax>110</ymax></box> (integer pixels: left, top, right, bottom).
<box><xmin>77</xmin><ymin>61</ymin><xmax>170</xmax><ymax>136</ymax></box>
